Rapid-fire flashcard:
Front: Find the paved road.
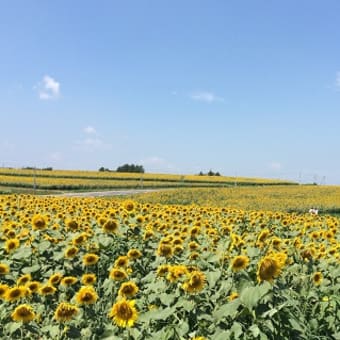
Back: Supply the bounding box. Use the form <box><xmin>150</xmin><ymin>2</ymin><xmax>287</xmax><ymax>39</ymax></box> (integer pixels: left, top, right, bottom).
<box><xmin>45</xmin><ymin>189</ymin><xmax>164</xmax><ymax>198</ymax></box>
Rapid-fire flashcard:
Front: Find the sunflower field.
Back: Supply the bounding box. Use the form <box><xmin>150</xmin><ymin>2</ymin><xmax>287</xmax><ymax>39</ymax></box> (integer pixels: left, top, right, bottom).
<box><xmin>0</xmin><ymin>194</ymin><xmax>339</xmax><ymax>339</ymax></box>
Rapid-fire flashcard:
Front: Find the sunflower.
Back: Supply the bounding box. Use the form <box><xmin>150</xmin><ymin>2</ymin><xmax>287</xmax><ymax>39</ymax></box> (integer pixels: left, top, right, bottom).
<box><xmin>17</xmin><ymin>273</ymin><xmax>32</xmax><ymax>286</ymax></box>
<box><xmin>231</xmin><ymin>255</ymin><xmax>250</xmax><ymax>272</ymax></box>
<box><xmin>83</xmin><ymin>253</ymin><xmax>99</xmax><ymax>266</ymax></box>
<box><xmin>115</xmin><ymin>256</ymin><xmax>129</xmax><ymax>268</ymax></box>
<box><xmin>32</xmin><ymin>214</ymin><xmax>47</xmax><ymax>230</ymax></box>
<box><xmin>182</xmin><ymin>270</ymin><xmax>206</xmax><ymax>294</ymax></box>
<box><xmin>312</xmin><ymin>272</ymin><xmax>323</xmax><ymax>286</ymax></box>
<box><xmin>167</xmin><ymin>265</ymin><xmax>188</xmax><ymax>283</ymax></box>
<box><xmin>257</xmin><ymin>256</ymin><xmax>281</xmax><ymax>283</ymax></box>
<box><xmin>157</xmin><ymin>243</ymin><xmax>173</xmax><ymax>258</ymax></box>
<box><xmin>127</xmin><ymin>249</ymin><xmax>142</xmax><ymax>260</ymax></box>
<box><xmin>61</xmin><ymin>276</ymin><xmax>78</xmax><ymax>286</ymax></box>
<box><xmin>103</xmin><ymin>219</ymin><xmax>119</xmax><ymax>233</ymax></box>
<box><xmin>229</xmin><ymin>292</ymin><xmax>239</xmax><ymax>301</ymax></box>
<box><xmin>0</xmin><ymin>284</ymin><xmax>9</xmax><ymax>299</ymax></box>
<box><xmin>54</xmin><ymin>302</ymin><xmax>79</xmax><ymax>322</ymax></box>
<box><xmin>81</xmin><ymin>273</ymin><xmax>97</xmax><ymax>285</ymax></box>
<box><xmin>39</xmin><ymin>284</ymin><xmax>57</xmax><ymax>296</ymax></box>
<box><xmin>11</xmin><ymin>304</ymin><xmax>35</xmax><ymax>323</ymax></box>
<box><xmin>0</xmin><ymin>263</ymin><xmax>10</xmax><ymax>275</ymax></box>
<box><xmin>109</xmin><ymin>268</ymin><xmax>128</xmax><ymax>281</ymax></box>
<box><xmin>75</xmin><ymin>286</ymin><xmax>98</xmax><ymax>305</ymax></box>
<box><xmin>72</xmin><ymin>233</ymin><xmax>87</xmax><ymax>246</ymax></box>
<box><xmin>5</xmin><ymin>286</ymin><xmax>26</xmax><ymax>302</ymax></box>
<box><xmin>64</xmin><ymin>246</ymin><xmax>79</xmax><ymax>259</ymax></box>
<box><xmin>49</xmin><ymin>273</ymin><xmax>63</xmax><ymax>286</ymax></box>
<box><xmin>123</xmin><ymin>200</ymin><xmax>136</xmax><ymax>212</ymax></box>
<box><xmin>108</xmin><ymin>299</ymin><xmax>138</xmax><ymax>328</ymax></box>
<box><xmin>156</xmin><ymin>264</ymin><xmax>170</xmax><ymax>277</ymax></box>
<box><xmin>5</xmin><ymin>238</ymin><xmax>20</xmax><ymax>253</ymax></box>
<box><xmin>118</xmin><ymin>281</ymin><xmax>139</xmax><ymax>298</ymax></box>
<box><xmin>26</xmin><ymin>281</ymin><xmax>41</xmax><ymax>294</ymax></box>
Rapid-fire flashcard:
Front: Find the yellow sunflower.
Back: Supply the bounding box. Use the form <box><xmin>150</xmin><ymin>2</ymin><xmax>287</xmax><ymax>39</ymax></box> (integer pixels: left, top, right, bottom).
<box><xmin>0</xmin><ymin>284</ymin><xmax>9</xmax><ymax>299</ymax></box>
<box><xmin>231</xmin><ymin>255</ymin><xmax>250</xmax><ymax>272</ymax></box>
<box><xmin>54</xmin><ymin>302</ymin><xmax>79</xmax><ymax>322</ymax></box>
<box><xmin>75</xmin><ymin>286</ymin><xmax>98</xmax><ymax>305</ymax></box>
<box><xmin>49</xmin><ymin>272</ymin><xmax>63</xmax><ymax>286</ymax></box>
<box><xmin>257</xmin><ymin>256</ymin><xmax>281</xmax><ymax>283</ymax></box>
<box><xmin>0</xmin><ymin>263</ymin><xmax>10</xmax><ymax>275</ymax></box>
<box><xmin>11</xmin><ymin>304</ymin><xmax>36</xmax><ymax>323</ymax></box>
<box><xmin>182</xmin><ymin>270</ymin><xmax>206</xmax><ymax>294</ymax></box>
<box><xmin>157</xmin><ymin>243</ymin><xmax>173</xmax><ymax>258</ymax></box>
<box><xmin>64</xmin><ymin>246</ymin><xmax>79</xmax><ymax>259</ymax></box>
<box><xmin>312</xmin><ymin>272</ymin><xmax>323</xmax><ymax>286</ymax></box>
<box><xmin>114</xmin><ymin>256</ymin><xmax>129</xmax><ymax>268</ymax></box>
<box><xmin>26</xmin><ymin>281</ymin><xmax>41</xmax><ymax>294</ymax></box>
<box><xmin>118</xmin><ymin>281</ymin><xmax>139</xmax><ymax>298</ymax></box>
<box><xmin>5</xmin><ymin>286</ymin><xmax>26</xmax><ymax>302</ymax></box>
<box><xmin>127</xmin><ymin>249</ymin><xmax>142</xmax><ymax>260</ymax></box>
<box><xmin>39</xmin><ymin>284</ymin><xmax>57</xmax><ymax>296</ymax></box>
<box><xmin>32</xmin><ymin>214</ymin><xmax>47</xmax><ymax>230</ymax></box>
<box><xmin>229</xmin><ymin>292</ymin><xmax>239</xmax><ymax>301</ymax></box>
<box><xmin>81</xmin><ymin>273</ymin><xmax>97</xmax><ymax>285</ymax></box>
<box><xmin>83</xmin><ymin>253</ymin><xmax>99</xmax><ymax>266</ymax></box>
<box><xmin>61</xmin><ymin>276</ymin><xmax>78</xmax><ymax>286</ymax></box>
<box><xmin>109</xmin><ymin>268</ymin><xmax>128</xmax><ymax>281</ymax></box>
<box><xmin>17</xmin><ymin>273</ymin><xmax>32</xmax><ymax>286</ymax></box>
<box><xmin>108</xmin><ymin>299</ymin><xmax>138</xmax><ymax>328</ymax></box>
<box><xmin>103</xmin><ymin>219</ymin><xmax>119</xmax><ymax>233</ymax></box>
<box><xmin>5</xmin><ymin>238</ymin><xmax>20</xmax><ymax>253</ymax></box>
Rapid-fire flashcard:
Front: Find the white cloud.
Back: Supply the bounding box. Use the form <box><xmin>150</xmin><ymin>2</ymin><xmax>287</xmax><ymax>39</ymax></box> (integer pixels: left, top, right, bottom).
<box><xmin>37</xmin><ymin>75</ymin><xmax>60</xmax><ymax>100</ymax></box>
<box><xmin>190</xmin><ymin>91</ymin><xmax>224</xmax><ymax>103</ymax></box>
<box><xmin>336</xmin><ymin>72</ymin><xmax>340</xmax><ymax>89</ymax></box>
<box><xmin>269</xmin><ymin>162</ymin><xmax>282</xmax><ymax>170</ymax></box>
<box><xmin>74</xmin><ymin>138</ymin><xmax>112</xmax><ymax>152</ymax></box>
<box><xmin>49</xmin><ymin>152</ymin><xmax>63</xmax><ymax>162</ymax></box>
<box><xmin>140</xmin><ymin>156</ymin><xmax>177</xmax><ymax>173</ymax></box>
<box><xmin>84</xmin><ymin>126</ymin><xmax>97</xmax><ymax>134</ymax></box>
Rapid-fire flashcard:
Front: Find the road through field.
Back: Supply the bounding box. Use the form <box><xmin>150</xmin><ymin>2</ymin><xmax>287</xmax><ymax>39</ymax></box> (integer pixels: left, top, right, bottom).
<box><xmin>46</xmin><ymin>189</ymin><xmax>166</xmax><ymax>198</ymax></box>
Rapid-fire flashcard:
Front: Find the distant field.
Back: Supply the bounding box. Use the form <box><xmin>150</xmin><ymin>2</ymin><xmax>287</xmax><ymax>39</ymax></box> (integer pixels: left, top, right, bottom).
<box><xmin>0</xmin><ymin>168</ymin><xmax>296</xmax><ymax>192</ymax></box>
<box><xmin>118</xmin><ymin>185</ymin><xmax>340</xmax><ymax>215</ymax></box>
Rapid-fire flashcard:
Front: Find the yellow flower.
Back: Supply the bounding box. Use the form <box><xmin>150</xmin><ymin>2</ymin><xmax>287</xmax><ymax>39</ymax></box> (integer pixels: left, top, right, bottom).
<box><xmin>127</xmin><ymin>249</ymin><xmax>142</xmax><ymax>260</ymax></box>
<box><xmin>108</xmin><ymin>299</ymin><xmax>138</xmax><ymax>328</ymax></box>
<box><xmin>26</xmin><ymin>281</ymin><xmax>41</xmax><ymax>294</ymax></box>
<box><xmin>157</xmin><ymin>243</ymin><xmax>173</xmax><ymax>258</ymax></box>
<box><xmin>64</xmin><ymin>246</ymin><xmax>79</xmax><ymax>259</ymax></box>
<box><xmin>182</xmin><ymin>270</ymin><xmax>206</xmax><ymax>294</ymax></box>
<box><xmin>103</xmin><ymin>219</ymin><xmax>119</xmax><ymax>233</ymax></box>
<box><xmin>17</xmin><ymin>273</ymin><xmax>32</xmax><ymax>286</ymax></box>
<box><xmin>54</xmin><ymin>302</ymin><xmax>79</xmax><ymax>322</ymax></box>
<box><xmin>167</xmin><ymin>265</ymin><xmax>188</xmax><ymax>282</ymax></box>
<box><xmin>39</xmin><ymin>284</ymin><xmax>57</xmax><ymax>296</ymax></box>
<box><xmin>118</xmin><ymin>281</ymin><xmax>139</xmax><ymax>298</ymax></box>
<box><xmin>231</xmin><ymin>255</ymin><xmax>249</xmax><ymax>272</ymax></box>
<box><xmin>75</xmin><ymin>286</ymin><xmax>98</xmax><ymax>305</ymax></box>
<box><xmin>109</xmin><ymin>268</ymin><xmax>128</xmax><ymax>281</ymax></box>
<box><xmin>5</xmin><ymin>238</ymin><xmax>20</xmax><ymax>253</ymax></box>
<box><xmin>5</xmin><ymin>286</ymin><xmax>26</xmax><ymax>302</ymax></box>
<box><xmin>257</xmin><ymin>256</ymin><xmax>281</xmax><ymax>283</ymax></box>
<box><xmin>32</xmin><ymin>214</ymin><xmax>47</xmax><ymax>230</ymax></box>
<box><xmin>0</xmin><ymin>263</ymin><xmax>10</xmax><ymax>275</ymax></box>
<box><xmin>312</xmin><ymin>272</ymin><xmax>323</xmax><ymax>286</ymax></box>
<box><xmin>81</xmin><ymin>273</ymin><xmax>97</xmax><ymax>285</ymax></box>
<box><xmin>49</xmin><ymin>273</ymin><xmax>63</xmax><ymax>286</ymax></box>
<box><xmin>156</xmin><ymin>264</ymin><xmax>170</xmax><ymax>277</ymax></box>
<box><xmin>123</xmin><ymin>200</ymin><xmax>136</xmax><ymax>212</ymax></box>
<box><xmin>83</xmin><ymin>253</ymin><xmax>99</xmax><ymax>266</ymax></box>
<box><xmin>61</xmin><ymin>276</ymin><xmax>78</xmax><ymax>286</ymax></box>
<box><xmin>115</xmin><ymin>256</ymin><xmax>129</xmax><ymax>268</ymax></box>
<box><xmin>229</xmin><ymin>292</ymin><xmax>239</xmax><ymax>301</ymax></box>
<box><xmin>0</xmin><ymin>284</ymin><xmax>9</xmax><ymax>299</ymax></box>
<box><xmin>11</xmin><ymin>304</ymin><xmax>35</xmax><ymax>323</ymax></box>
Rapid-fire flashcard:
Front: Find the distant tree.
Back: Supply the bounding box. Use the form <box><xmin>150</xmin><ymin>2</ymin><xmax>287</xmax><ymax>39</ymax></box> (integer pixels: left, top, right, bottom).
<box><xmin>99</xmin><ymin>167</ymin><xmax>110</xmax><ymax>172</ymax></box>
<box><xmin>116</xmin><ymin>164</ymin><xmax>145</xmax><ymax>173</ymax></box>
<box><xmin>197</xmin><ymin>170</ymin><xmax>222</xmax><ymax>176</ymax></box>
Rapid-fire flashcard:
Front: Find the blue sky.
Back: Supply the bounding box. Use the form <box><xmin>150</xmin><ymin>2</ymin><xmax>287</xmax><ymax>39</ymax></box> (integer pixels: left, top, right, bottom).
<box><xmin>1</xmin><ymin>1</ymin><xmax>340</xmax><ymax>184</ymax></box>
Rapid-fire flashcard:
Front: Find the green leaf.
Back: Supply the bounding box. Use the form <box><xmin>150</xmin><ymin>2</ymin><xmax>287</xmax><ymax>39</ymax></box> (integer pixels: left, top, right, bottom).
<box><xmin>5</xmin><ymin>322</ymin><xmax>22</xmax><ymax>334</ymax></box>
<box><xmin>240</xmin><ymin>283</ymin><xmax>271</xmax><ymax>310</ymax></box>
<box><xmin>38</xmin><ymin>240</ymin><xmax>51</xmax><ymax>253</ymax></box>
<box><xmin>11</xmin><ymin>247</ymin><xmax>32</xmax><ymax>260</ymax></box>
<box><xmin>22</xmin><ymin>264</ymin><xmax>41</xmax><ymax>274</ymax></box>
<box><xmin>231</xmin><ymin>321</ymin><xmax>243</xmax><ymax>338</ymax></box>
<box><xmin>289</xmin><ymin>318</ymin><xmax>305</xmax><ymax>333</ymax></box>
<box><xmin>206</xmin><ymin>270</ymin><xmax>221</xmax><ymax>288</ymax></box>
<box><xmin>213</xmin><ymin>300</ymin><xmax>241</xmax><ymax>321</ymax></box>
<box><xmin>159</xmin><ymin>293</ymin><xmax>175</xmax><ymax>306</ymax></box>
<box><xmin>249</xmin><ymin>324</ymin><xmax>260</xmax><ymax>338</ymax></box>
